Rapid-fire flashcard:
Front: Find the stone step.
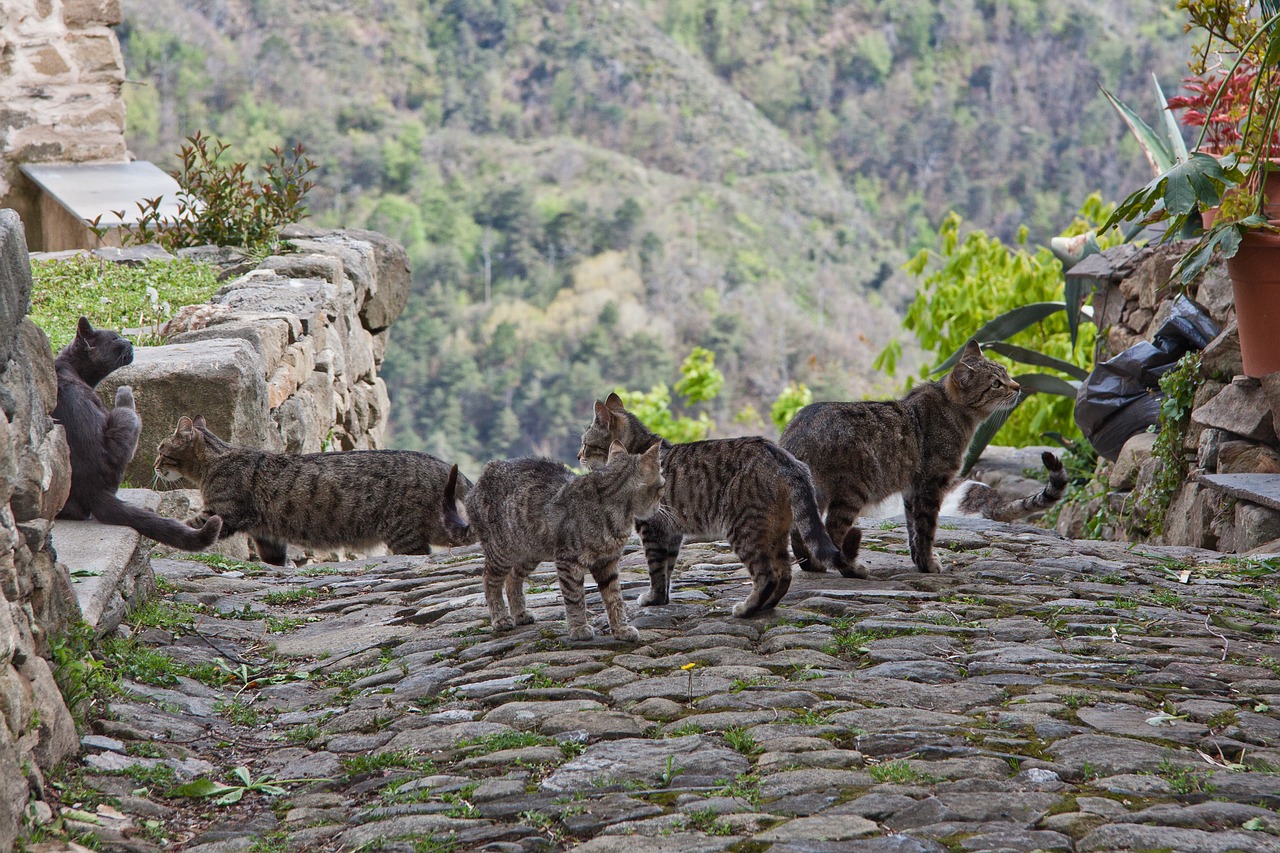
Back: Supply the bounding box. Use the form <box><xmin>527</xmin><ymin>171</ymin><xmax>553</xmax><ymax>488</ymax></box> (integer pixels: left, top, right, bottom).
<box><xmin>51</xmin><ymin>489</ymin><xmax>159</xmax><ymax>635</ymax></box>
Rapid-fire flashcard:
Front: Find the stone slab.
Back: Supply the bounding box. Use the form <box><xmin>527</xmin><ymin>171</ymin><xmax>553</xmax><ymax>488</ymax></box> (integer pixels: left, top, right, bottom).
<box><xmin>1198</xmin><ymin>473</ymin><xmax>1280</xmax><ymax>513</ymax></box>
<box><xmin>53</xmin><ymin>490</ymin><xmax>157</xmax><ymax>633</ymax></box>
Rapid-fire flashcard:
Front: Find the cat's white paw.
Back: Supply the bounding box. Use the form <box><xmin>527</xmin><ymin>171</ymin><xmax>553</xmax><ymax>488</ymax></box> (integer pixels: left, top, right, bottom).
<box><xmin>114</xmin><ymin>386</ymin><xmax>135</xmax><ymax>409</ymax></box>
<box><xmin>492</xmin><ymin>615</ymin><xmax>515</xmax><ymax>633</ymax></box>
<box><xmin>638</xmin><ymin>590</ymin><xmax>667</xmax><ymax>607</ymax></box>
<box><xmin>568</xmin><ymin>625</ymin><xmax>595</xmax><ymax>641</ymax></box>
<box><xmin>614</xmin><ymin>624</ymin><xmax>640</xmax><ymax>642</ymax></box>
<box><xmin>512</xmin><ymin>611</ymin><xmax>536</xmax><ymax>626</ymax></box>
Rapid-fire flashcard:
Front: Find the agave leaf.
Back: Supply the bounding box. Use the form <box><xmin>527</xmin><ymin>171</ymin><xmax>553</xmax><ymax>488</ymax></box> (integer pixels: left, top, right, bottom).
<box><xmin>981</xmin><ymin>343</ymin><xmax>1089</xmax><ymax>380</ymax></box>
<box><xmin>1152</xmin><ymin>74</ymin><xmax>1188</xmax><ymax>165</ymax></box>
<box><xmin>931</xmin><ymin>303</ymin><xmax>1066</xmax><ymax>374</ymax></box>
<box><xmin>1104</xmin><ymin>153</ymin><xmax>1238</xmax><ymax>231</ymax></box>
<box><xmin>1101</xmin><ymin>84</ymin><xmax>1176</xmax><ymax>175</ymax></box>
<box><xmin>1013</xmin><ymin>373</ymin><xmax>1080</xmax><ymax>398</ymax></box>
<box><xmin>960</xmin><ymin>395</ymin><xmax>1025</xmax><ymax>477</ymax></box>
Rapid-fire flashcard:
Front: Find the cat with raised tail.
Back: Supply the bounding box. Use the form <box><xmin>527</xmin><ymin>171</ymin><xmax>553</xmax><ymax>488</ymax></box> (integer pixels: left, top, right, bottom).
<box><xmin>441</xmin><ymin>441</ymin><xmax>663</xmax><ymax>641</ymax></box>
<box><xmin>781</xmin><ymin>341</ymin><xmax>1021</xmax><ymax>574</ymax></box>
<box><xmin>579</xmin><ymin>393</ymin><xmax>858</xmax><ymax>619</ymax></box>
<box><xmin>154</xmin><ymin>416</ymin><xmax>473</xmax><ymax>564</ymax></box>
<box><xmin>53</xmin><ymin>317</ymin><xmax>222</xmax><ymax>551</ymax></box>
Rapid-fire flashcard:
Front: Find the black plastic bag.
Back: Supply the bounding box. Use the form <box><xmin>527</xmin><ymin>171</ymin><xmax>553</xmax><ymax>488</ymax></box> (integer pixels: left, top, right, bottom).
<box><xmin>1075</xmin><ymin>296</ymin><xmax>1219</xmax><ymax>461</ymax></box>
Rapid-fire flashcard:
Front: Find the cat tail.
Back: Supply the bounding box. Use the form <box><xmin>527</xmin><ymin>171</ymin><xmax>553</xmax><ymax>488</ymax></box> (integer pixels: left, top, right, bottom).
<box><xmin>773</xmin><ymin>448</ymin><xmax>863</xmax><ymax>579</ymax></box>
<box><xmin>441</xmin><ymin>464</ymin><xmax>473</xmax><ymax>545</ymax></box>
<box><xmin>978</xmin><ymin>452</ymin><xmax>1068</xmax><ymax>522</ymax></box>
<box><xmin>90</xmin><ymin>494</ymin><xmax>223</xmax><ymax>551</ymax></box>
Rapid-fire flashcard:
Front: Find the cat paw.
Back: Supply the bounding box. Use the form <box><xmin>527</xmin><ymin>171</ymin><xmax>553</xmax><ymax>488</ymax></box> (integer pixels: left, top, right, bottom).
<box><xmin>731</xmin><ymin>600</ymin><xmax>756</xmax><ymax>618</ymax></box>
<box><xmin>568</xmin><ymin>625</ymin><xmax>596</xmax><ymax>641</ymax></box>
<box><xmin>492</xmin><ymin>615</ymin><xmax>515</xmax><ymax>633</ymax></box>
<box><xmin>837</xmin><ymin>561</ymin><xmax>869</xmax><ymax>580</ymax></box>
<box><xmin>921</xmin><ymin>557</ymin><xmax>942</xmax><ymax>574</ymax></box>
<box><xmin>638</xmin><ymin>591</ymin><xmax>669</xmax><ymax>607</ymax></box>
<box><xmin>796</xmin><ymin>556</ymin><xmax>826</xmax><ymax>573</ymax></box>
<box><xmin>114</xmin><ymin>386</ymin><xmax>135</xmax><ymax>409</ymax></box>
<box><xmin>613</xmin><ymin>624</ymin><xmax>640</xmax><ymax>642</ymax></box>
<box><xmin>512</xmin><ymin>611</ymin><xmax>536</xmax><ymax>626</ymax></box>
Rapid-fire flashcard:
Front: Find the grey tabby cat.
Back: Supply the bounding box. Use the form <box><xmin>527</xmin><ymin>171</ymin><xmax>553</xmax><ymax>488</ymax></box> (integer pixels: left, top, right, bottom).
<box><xmin>781</xmin><ymin>341</ymin><xmax>1020</xmax><ymax>574</ymax></box>
<box><xmin>949</xmin><ymin>452</ymin><xmax>1066</xmax><ymax>521</ymax></box>
<box><xmin>579</xmin><ymin>393</ymin><xmax>856</xmax><ymax>618</ymax></box>
<box><xmin>153</xmin><ymin>416</ymin><xmax>473</xmax><ymax>564</ymax></box>
<box><xmin>441</xmin><ymin>441</ymin><xmax>663</xmax><ymax>641</ymax></box>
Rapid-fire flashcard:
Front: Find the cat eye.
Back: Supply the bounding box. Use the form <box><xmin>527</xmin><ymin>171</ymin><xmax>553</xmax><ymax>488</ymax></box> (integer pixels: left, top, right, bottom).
<box><xmin>990</xmin><ymin>377</ymin><xmax>1001</xmax><ymax>388</ymax></box>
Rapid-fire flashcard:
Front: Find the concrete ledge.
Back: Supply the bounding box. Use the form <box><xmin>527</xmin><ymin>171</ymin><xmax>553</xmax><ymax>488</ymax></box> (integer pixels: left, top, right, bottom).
<box><xmin>52</xmin><ymin>489</ymin><xmax>157</xmax><ymax>634</ymax></box>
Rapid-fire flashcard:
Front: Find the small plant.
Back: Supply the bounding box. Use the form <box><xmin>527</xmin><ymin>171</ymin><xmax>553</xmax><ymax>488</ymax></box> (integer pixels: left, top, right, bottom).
<box><xmin>682</xmin><ymin>808</ymin><xmax>734</xmax><ymax>836</ymax></box>
<box><xmin>263</xmin><ymin>587</ymin><xmax>326</xmax><ymax>606</ymax></box>
<box><xmin>1153</xmin><ymin>759</ymin><xmax>1216</xmax><ymax>795</ymax></box>
<box><xmin>722</xmin><ymin>726</ymin><xmax>762</xmax><ymax>757</ymax></box>
<box><xmin>867</xmin><ymin>760</ymin><xmax>937</xmax><ymax>784</ymax></box>
<box><xmin>668</xmin><ymin>722</ymin><xmax>704</xmax><ymax>738</ymax></box>
<box><xmin>520</xmin><ymin>665</ymin><xmax>558</xmax><ymax>689</ymax></box>
<box><xmin>215</xmin><ymin>699</ymin><xmax>262</xmax><ymax>727</ymax></box>
<box><xmin>658</xmin><ymin>755</ymin><xmax>684</xmax><ymax>788</ymax></box>
<box><xmin>171</xmin><ymin>766</ymin><xmax>314</xmax><ymax>805</ymax></box>
<box><xmin>714</xmin><ymin>772</ymin><xmax>761</xmax><ymax>806</ymax></box>
<box><xmin>100</xmin><ymin>131</ymin><xmax>317</xmax><ymax>255</ymax></box>
<box><xmin>1136</xmin><ymin>352</ymin><xmax>1203</xmax><ymax>536</ymax></box>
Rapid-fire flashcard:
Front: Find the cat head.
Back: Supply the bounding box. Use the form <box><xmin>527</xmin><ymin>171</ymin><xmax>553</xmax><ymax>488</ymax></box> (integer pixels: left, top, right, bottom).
<box><xmin>601</xmin><ymin>439</ymin><xmax>665</xmax><ymax>520</ymax></box>
<box><xmin>578</xmin><ymin>392</ymin><xmax>651</xmax><ymax>469</ymax></box>
<box><xmin>58</xmin><ymin>317</ymin><xmax>134</xmax><ymax>386</ymax></box>
<box><xmin>153</xmin><ymin>415</ymin><xmax>215</xmax><ymax>483</ymax></box>
<box><xmin>946</xmin><ymin>341</ymin><xmax>1021</xmax><ymax>415</ymax></box>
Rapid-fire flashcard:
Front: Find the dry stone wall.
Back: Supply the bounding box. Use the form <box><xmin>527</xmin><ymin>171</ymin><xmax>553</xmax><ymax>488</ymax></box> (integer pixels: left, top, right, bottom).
<box><xmin>0</xmin><ymin>0</ymin><xmax>127</xmax><ymax>226</ymax></box>
<box><xmin>0</xmin><ymin>210</ymin><xmax>82</xmax><ymax>852</ymax></box>
<box><xmin>96</xmin><ymin>226</ymin><xmax>411</xmax><ymax>491</ymax></box>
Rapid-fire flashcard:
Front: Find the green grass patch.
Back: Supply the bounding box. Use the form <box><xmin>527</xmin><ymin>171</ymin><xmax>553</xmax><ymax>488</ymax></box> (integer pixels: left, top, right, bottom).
<box><xmin>262</xmin><ymin>587</ymin><xmax>327</xmax><ymax>606</ymax></box>
<box><xmin>31</xmin><ymin>256</ymin><xmax>220</xmax><ymax>350</ymax></box>
<box><xmin>342</xmin><ymin>750</ymin><xmax>435</xmax><ymax>777</ymax></box>
<box><xmin>722</xmin><ymin>726</ymin><xmax>762</xmax><ymax>756</ymax></box>
<box><xmin>867</xmin><ymin>759</ymin><xmax>938</xmax><ymax>784</ymax></box>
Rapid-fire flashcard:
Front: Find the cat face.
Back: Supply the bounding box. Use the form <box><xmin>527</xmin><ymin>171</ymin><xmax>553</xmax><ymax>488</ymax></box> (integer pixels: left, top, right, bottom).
<box><xmin>579</xmin><ymin>394</ymin><xmax>633</xmax><ymax>470</ymax></box>
<box><xmin>153</xmin><ymin>416</ymin><xmax>208</xmax><ymax>483</ymax></box>
<box><xmin>949</xmin><ymin>341</ymin><xmax>1021</xmax><ymax>415</ymax></box>
<box><xmin>60</xmin><ymin>317</ymin><xmax>134</xmax><ymax>385</ymax></box>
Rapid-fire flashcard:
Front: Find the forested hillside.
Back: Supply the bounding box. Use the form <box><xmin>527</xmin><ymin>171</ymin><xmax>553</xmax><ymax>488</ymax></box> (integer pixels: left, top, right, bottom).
<box><xmin>117</xmin><ymin>0</ymin><xmax>1190</xmax><ymax>467</ymax></box>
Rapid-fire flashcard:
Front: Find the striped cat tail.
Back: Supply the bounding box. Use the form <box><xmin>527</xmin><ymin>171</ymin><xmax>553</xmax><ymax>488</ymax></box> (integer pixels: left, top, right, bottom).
<box><xmin>441</xmin><ymin>464</ymin><xmax>472</xmax><ymax>545</ymax></box>
<box><xmin>961</xmin><ymin>452</ymin><xmax>1068</xmax><ymax>522</ymax></box>
<box><xmin>775</xmin><ymin>448</ymin><xmax>867</xmax><ymax>580</ymax></box>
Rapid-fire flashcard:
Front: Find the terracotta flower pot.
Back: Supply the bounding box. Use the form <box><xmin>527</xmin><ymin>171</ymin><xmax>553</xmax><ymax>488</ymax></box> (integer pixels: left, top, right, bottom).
<box><xmin>1226</xmin><ymin>223</ymin><xmax>1280</xmax><ymax>377</ymax></box>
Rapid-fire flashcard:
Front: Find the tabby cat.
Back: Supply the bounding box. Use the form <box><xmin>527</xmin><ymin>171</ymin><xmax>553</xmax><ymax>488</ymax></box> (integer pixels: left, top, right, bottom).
<box><xmin>153</xmin><ymin>416</ymin><xmax>472</xmax><ymax>564</ymax></box>
<box><xmin>579</xmin><ymin>393</ymin><xmax>856</xmax><ymax>619</ymax></box>
<box><xmin>781</xmin><ymin>340</ymin><xmax>1020</xmax><ymax>574</ymax></box>
<box><xmin>947</xmin><ymin>451</ymin><xmax>1066</xmax><ymax>521</ymax></box>
<box><xmin>441</xmin><ymin>441</ymin><xmax>663</xmax><ymax>641</ymax></box>
<box><xmin>53</xmin><ymin>317</ymin><xmax>223</xmax><ymax>550</ymax></box>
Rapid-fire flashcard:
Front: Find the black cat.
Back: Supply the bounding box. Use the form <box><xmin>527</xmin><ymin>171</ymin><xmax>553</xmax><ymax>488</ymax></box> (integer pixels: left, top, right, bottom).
<box><xmin>53</xmin><ymin>317</ymin><xmax>222</xmax><ymax>550</ymax></box>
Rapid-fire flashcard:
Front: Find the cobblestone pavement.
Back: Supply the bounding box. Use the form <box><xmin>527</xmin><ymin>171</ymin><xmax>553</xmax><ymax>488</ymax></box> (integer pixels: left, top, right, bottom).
<box><xmin>52</xmin><ymin>518</ymin><xmax>1280</xmax><ymax>853</ymax></box>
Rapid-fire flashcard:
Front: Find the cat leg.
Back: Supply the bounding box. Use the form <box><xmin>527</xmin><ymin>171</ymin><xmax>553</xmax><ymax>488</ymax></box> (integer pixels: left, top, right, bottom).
<box><xmin>103</xmin><ymin>386</ymin><xmax>143</xmax><ymax>474</ymax></box>
<box><xmin>483</xmin><ymin>555</ymin><xmax>517</xmax><ymax>632</ymax></box>
<box><xmin>762</xmin><ymin>541</ymin><xmax>793</xmax><ymax>610</ymax></box>
<box><xmin>590</xmin><ymin>556</ymin><xmax>639</xmax><ymax>642</ymax></box>
<box><xmin>253</xmin><ymin>537</ymin><xmax>289</xmax><ymax>566</ymax></box>
<box><xmin>506</xmin><ymin>565</ymin><xmax>536</xmax><ymax>626</ymax></box>
<box><xmin>556</xmin><ymin>558</ymin><xmax>594</xmax><ymax>641</ymax></box>
<box><xmin>791</xmin><ymin>528</ymin><xmax>817</xmax><ymax>572</ymax></box>
<box><xmin>732</xmin><ymin>540</ymin><xmax>785</xmax><ymax>618</ymax></box>
<box><xmin>903</xmin><ymin>484</ymin><xmax>945</xmax><ymax>573</ymax></box>
<box><xmin>824</xmin><ymin>499</ymin><xmax>862</xmax><ymax>565</ymax></box>
<box><xmin>636</xmin><ymin>517</ymin><xmax>682</xmax><ymax>607</ymax></box>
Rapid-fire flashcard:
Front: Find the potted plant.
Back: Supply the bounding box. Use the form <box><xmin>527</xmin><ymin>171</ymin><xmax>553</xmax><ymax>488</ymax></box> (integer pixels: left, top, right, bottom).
<box><xmin>1104</xmin><ymin>0</ymin><xmax>1280</xmax><ymax>377</ymax></box>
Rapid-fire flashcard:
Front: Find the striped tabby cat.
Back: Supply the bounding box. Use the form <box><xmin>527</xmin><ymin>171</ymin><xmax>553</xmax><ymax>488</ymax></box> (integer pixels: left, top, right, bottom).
<box><xmin>153</xmin><ymin>416</ymin><xmax>473</xmax><ymax>564</ymax></box>
<box><xmin>948</xmin><ymin>451</ymin><xmax>1066</xmax><ymax>521</ymax></box>
<box><xmin>442</xmin><ymin>441</ymin><xmax>663</xmax><ymax>641</ymax></box>
<box><xmin>579</xmin><ymin>393</ymin><xmax>857</xmax><ymax>619</ymax></box>
<box><xmin>781</xmin><ymin>340</ymin><xmax>1020</xmax><ymax>574</ymax></box>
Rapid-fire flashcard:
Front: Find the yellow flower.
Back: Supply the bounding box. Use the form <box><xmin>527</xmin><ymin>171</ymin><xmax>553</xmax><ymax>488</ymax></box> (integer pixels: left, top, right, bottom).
<box><xmin>681</xmin><ymin>663</ymin><xmax>697</xmax><ymax>671</ymax></box>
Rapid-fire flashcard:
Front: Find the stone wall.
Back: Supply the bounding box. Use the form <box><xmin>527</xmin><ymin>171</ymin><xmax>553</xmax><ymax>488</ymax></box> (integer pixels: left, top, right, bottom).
<box><xmin>0</xmin><ymin>211</ymin><xmax>81</xmax><ymax>849</ymax></box>
<box><xmin>1059</xmin><ymin>241</ymin><xmax>1280</xmax><ymax>552</ymax></box>
<box><xmin>92</xmin><ymin>226</ymin><xmax>411</xmax><ymax>491</ymax></box>
<box><xmin>0</xmin><ymin>0</ymin><xmax>127</xmax><ymax>238</ymax></box>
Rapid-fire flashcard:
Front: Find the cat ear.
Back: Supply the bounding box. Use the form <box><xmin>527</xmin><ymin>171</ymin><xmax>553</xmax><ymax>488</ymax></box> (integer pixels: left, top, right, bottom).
<box><xmin>607</xmin><ymin>440</ymin><xmax>628</xmax><ymax>463</ymax></box>
<box><xmin>176</xmin><ymin>416</ymin><xmax>194</xmax><ymax>435</ymax></box>
<box><xmin>193</xmin><ymin>415</ymin><xmax>208</xmax><ymax>430</ymax></box>
<box><xmin>76</xmin><ymin>317</ymin><xmax>93</xmax><ymax>339</ymax></box>
<box><xmin>593</xmin><ymin>400</ymin><xmax>612</xmax><ymax>427</ymax></box>
<box><xmin>604</xmin><ymin>392</ymin><xmax>627</xmax><ymax>414</ymax></box>
<box><xmin>960</xmin><ymin>340</ymin><xmax>984</xmax><ymax>363</ymax></box>
<box><xmin>641</xmin><ymin>440</ymin><xmax>661</xmax><ymax>470</ymax></box>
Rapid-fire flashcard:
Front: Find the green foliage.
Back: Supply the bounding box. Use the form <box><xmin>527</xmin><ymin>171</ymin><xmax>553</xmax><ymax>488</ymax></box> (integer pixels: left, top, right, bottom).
<box><xmin>107</xmin><ymin>132</ymin><xmax>316</xmax><ymax>255</ymax></box>
<box><xmin>617</xmin><ymin>348</ymin><xmax>724</xmax><ymax>443</ymax></box>
<box><xmin>30</xmin><ymin>257</ymin><xmax>220</xmax><ymax>350</ymax></box>
<box><xmin>171</xmin><ymin>766</ymin><xmax>312</xmax><ymax>805</ymax></box>
<box><xmin>770</xmin><ymin>381</ymin><xmax>812</xmax><ymax>432</ymax></box>
<box><xmin>878</xmin><ymin>200</ymin><xmax>1113</xmax><ymax>447</ymax></box>
<box><xmin>1138</xmin><ymin>352</ymin><xmax>1203</xmax><ymax>536</ymax></box>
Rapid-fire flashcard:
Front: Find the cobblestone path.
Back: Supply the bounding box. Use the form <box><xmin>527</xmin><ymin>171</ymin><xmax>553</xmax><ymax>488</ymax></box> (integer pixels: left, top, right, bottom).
<box><xmin>54</xmin><ymin>518</ymin><xmax>1280</xmax><ymax>853</ymax></box>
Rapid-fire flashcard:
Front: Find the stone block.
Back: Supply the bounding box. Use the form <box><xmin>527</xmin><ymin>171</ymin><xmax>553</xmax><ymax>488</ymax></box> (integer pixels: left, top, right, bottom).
<box><xmin>1197</xmin><ymin>428</ymin><xmax>1225</xmax><ymax>472</ymax></box>
<box><xmin>62</xmin><ymin>0</ymin><xmax>122</xmax><ymax>26</ymax></box>
<box><xmin>1162</xmin><ymin>481</ymin><xmax>1224</xmax><ymax>549</ymax></box>
<box><xmin>1263</xmin><ymin>373</ymin><xmax>1280</xmax><ymax>436</ymax></box>
<box><xmin>27</xmin><ymin>45</ymin><xmax>70</xmax><ymax>77</ymax></box>
<box><xmin>0</xmin><ymin>210</ymin><xmax>32</xmax><ymax>367</ymax></box>
<box><xmin>283</xmin><ymin>236</ymin><xmax>377</xmax><ymax>317</ymax></box>
<box><xmin>1234</xmin><ymin>502</ymin><xmax>1280</xmax><ymax>553</ymax></box>
<box><xmin>22</xmin><ymin>653</ymin><xmax>76</xmax><ymax>768</ymax></box>
<box><xmin>1193</xmin><ymin>262</ymin><xmax>1236</xmax><ymax>326</ymax></box>
<box><xmin>1200</xmin><ymin>320</ymin><xmax>1242</xmax><ymax>380</ymax></box>
<box><xmin>1131</xmin><ymin>244</ymin><xmax>1181</xmax><ymax>310</ymax></box>
<box><xmin>1111</xmin><ymin>432</ymin><xmax>1157</xmax><ymax>490</ymax></box>
<box><xmin>283</xmin><ymin>225</ymin><xmax>411</xmax><ymax>331</ymax></box>
<box><xmin>169</xmin><ymin>318</ymin><xmax>290</xmax><ymax>375</ymax></box>
<box><xmin>98</xmin><ymin>337</ymin><xmax>273</xmax><ymax>485</ymax></box>
<box><xmin>64</xmin><ymin>32</ymin><xmax>123</xmax><ymax>78</ymax></box>
<box><xmin>213</xmin><ymin>273</ymin><xmax>329</xmax><ymax>335</ymax></box>
<box><xmin>1122</xmin><ymin>305</ymin><xmax>1153</xmax><ymax>335</ymax></box>
<box><xmin>257</xmin><ymin>253</ymin><xmax>344</xmax><ymax>285</ymax></box>
<box><xmin>1191</xmin><ymin>376</ymin><xmax>1277</xmax><ymax>445</ymax></box>
<box><xmin>1217</xmin><ymin>441</ymin><xmax>1280</xmax><ymax>474</ymax></box>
